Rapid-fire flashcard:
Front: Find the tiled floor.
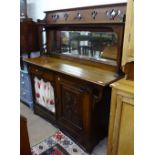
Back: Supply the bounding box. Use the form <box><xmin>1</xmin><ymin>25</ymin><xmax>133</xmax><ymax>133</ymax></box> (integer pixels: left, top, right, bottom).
<box><xmin>20</xmin><ymin>102</ymin><xmax>107</xmax><ymax>155</ymax></box>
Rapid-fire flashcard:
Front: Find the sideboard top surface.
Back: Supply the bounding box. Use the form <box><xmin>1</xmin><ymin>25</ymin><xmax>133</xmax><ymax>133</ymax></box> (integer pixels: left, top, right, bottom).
<box><xmin>24</xmin><ymin>56</ymin><xmax>120</xmax><ymax>86</ymax></box>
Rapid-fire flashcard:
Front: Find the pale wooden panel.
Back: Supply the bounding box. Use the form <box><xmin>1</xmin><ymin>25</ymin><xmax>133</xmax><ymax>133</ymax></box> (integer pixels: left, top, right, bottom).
<box><xmin>117</xmin><ymin>102</ymin><xmax>134</xmax><ymax>155</ymax></box>
<box><xmin>107</xmin><ymin>88</ymin><xmax>118</xmax><ymax>155</ymax></box>
<box><xmin>108</xmin><ymin>79</ymin><xmax>134</xmax><ymax>155</ymax></box>
<box><xmin>111</xmin><ymin>95</ymin><xmax>123</xmax><ymax>155</ymax></box>
<box><xmin>122</xmin><ymin>0</ymin><xmax>134</xmax><ymax>66</ymax></box>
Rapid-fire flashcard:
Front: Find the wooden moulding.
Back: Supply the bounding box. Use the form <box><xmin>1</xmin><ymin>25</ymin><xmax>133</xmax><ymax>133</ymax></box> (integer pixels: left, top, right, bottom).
<box><xmin>42</xmin><ymin>3</ymin><xmax>126</xmax><ymax>25</ymax></box>
<box><xmin>24</xmin><ymin>56</ymin><xmax>123</xmax><ymax>87</ymax></box>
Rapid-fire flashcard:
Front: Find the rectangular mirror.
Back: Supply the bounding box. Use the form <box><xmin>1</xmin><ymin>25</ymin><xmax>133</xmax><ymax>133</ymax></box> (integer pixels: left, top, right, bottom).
<box><xmin>50</xmin><ymin>30</ymin><xmax>118</xmax><ymax>63</ymax></box>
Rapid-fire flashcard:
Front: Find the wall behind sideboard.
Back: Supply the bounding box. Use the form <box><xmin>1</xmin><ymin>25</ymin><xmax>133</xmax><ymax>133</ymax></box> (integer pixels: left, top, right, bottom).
<box><xmin>27</xmin><ymin>0</ymin><xmax>127</xmax><ymax>21</ymax></box>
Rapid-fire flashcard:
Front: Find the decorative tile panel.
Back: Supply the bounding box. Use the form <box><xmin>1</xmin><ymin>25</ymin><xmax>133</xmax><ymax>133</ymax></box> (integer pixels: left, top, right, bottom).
<box><xmin>34</xmin><ymin>77</ymin><xmax>55</xmax><ymax>113</ymax></box>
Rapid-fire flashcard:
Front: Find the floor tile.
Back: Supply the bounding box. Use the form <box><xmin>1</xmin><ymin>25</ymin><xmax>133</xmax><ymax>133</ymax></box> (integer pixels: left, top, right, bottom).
<box><xmin>20</xmin><ymin>102</ymin><xmax>107</xmax><ymax>153</ymax></box>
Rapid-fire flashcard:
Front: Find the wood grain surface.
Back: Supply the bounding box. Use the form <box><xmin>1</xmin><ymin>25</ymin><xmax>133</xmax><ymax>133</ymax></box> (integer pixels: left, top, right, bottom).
<box><xmin>24</xmin><ymin>56</ymin><xmax>121</xmax><ymax>86</ymax></box>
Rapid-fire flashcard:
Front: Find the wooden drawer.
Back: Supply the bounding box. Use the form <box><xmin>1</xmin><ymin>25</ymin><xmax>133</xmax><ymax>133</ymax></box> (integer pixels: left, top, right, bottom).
<box><xmin>29</xmin><ymin>65</ymin><xmax>43</xmax><ymax>76</ymax></box>
<box><xmin>29</xmin><ymin>65</ymin><xmax>55</xmax><ymax>81</ymax></box>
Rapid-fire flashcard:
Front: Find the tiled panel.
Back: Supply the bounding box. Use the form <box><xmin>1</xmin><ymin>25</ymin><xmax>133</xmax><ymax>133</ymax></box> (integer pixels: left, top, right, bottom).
<box><xmin>20</xmin><ymin>70</ymin><xmax>33</xmax><ymax>108</ymax></box>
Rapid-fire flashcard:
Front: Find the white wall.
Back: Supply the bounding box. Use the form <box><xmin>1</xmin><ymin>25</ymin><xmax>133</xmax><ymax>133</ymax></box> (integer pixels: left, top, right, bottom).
<box><xmin>27</xmin><ymin>0</ymin><xmax>127</xmax><ymax>21</ymax></box>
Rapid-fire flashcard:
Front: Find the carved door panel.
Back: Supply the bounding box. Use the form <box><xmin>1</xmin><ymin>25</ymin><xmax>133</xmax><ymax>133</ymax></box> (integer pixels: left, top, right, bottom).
<box><xmin>56</xmin><ymin>76</ymin><xmax>91</xmax><ymax>139</ymax></box>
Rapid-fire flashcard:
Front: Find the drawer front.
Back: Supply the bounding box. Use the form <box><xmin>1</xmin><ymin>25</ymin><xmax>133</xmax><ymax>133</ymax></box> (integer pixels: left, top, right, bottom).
<box><xmin>46</xmin><ymin>5</ymin><xmax>126</xmax><ymax>24</ymax></box>
<box><xmin>29</xmin><ymin>65</ymin><xmax>43</xmax><ymax>76</ymax></box>
<box><xmin>29</xmin><ymin>65</ymin><xmax>55</xmax><ymax>81</ymax></box>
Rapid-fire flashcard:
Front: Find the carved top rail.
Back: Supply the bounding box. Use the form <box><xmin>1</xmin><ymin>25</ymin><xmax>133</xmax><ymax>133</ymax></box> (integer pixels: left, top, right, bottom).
<box><xmin>38</xmin><ymin>3</ymin><xmax>126</xmax><ymax>25</ymax></box>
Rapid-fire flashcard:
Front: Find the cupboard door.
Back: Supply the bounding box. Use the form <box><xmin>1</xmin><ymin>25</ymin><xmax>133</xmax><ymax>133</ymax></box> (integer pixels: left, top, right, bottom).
<box><xmin>29</xmin><ymin>65</ymin><xmax>57</xmax><ymax>122</ymax></box>
<box><xmin>33</xmin><ymin>76</ymin><xmax>56</xmax><ymax>114</ymax></box>
<box><xmin>56</xmin><ymin>76</ymin><xmax>91</xmax><ymax>139</ymax></box>
<box><xmin>32</xmin><ymin>74</ymin><xmax>57</xmax><ymax>122</ymax></box>
<box><xmin>117</xmin><ymin>101</ymin><xmax>134</xmax><ymax>155</ymax></box>
<box><xmin>111</xmin><ymin>95</ymin><xmax>134</xmax><ymax>155</ymax></box>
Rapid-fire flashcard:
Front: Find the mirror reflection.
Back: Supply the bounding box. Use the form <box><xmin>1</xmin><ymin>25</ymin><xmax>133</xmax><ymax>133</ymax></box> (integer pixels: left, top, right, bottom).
<box><xmin>54</xmin><ymin>31</ymin><xmax>118</xmax><ymax>62</ymax></box>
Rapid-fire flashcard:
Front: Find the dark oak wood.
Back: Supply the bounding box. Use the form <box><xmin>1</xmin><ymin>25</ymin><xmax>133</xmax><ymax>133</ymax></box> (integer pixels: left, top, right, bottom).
<box><xmin>24</xmin><ymin>3</ymin><xmax>126</xmax><ymax>153</ymax></box>
<box><xmin>20</xmin><ymin>19</ymin><xmax>40</xmax><ymax>69</ymax></box>
<box><xmin>24</xmin><ymin>56</ymin><xmax>123</xmax><ymax>152</ymax></box>
<box><xmin>124</xmin><ymin>61</ymin><xmax>134</xmax><ymax>81</ymax></box>
<box><xmin>37</xmin><ymin>3</ymin><xmax>126</xmax><ymax>74</ymax></box>
<box><xmin>20</xmin><ymin>115</ymin><xmax>31</xmax><ymax>155</ymax></box>
<box><xmin>43</xmin><ymin>3</ymin><xmax>126</xmax><ymax>25</ymax></box>
<box><xmin>55</xmin><ymin>74</ymin><xmax>112</xmax><ymax>151</ymax></box>
<box><xmin>25</xmin><ymin>56</ymin><xmax>121</xmax><ymax>86</ymax></box>
<box><xmin>20</xmin><ymin>19</ymin><xmax>39</xmax><ymax>53</ymax></box>
<box><xmin>43</xmin><ymin>23</ymin><xmax>125</xmax><ymax>75</ymax></box>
